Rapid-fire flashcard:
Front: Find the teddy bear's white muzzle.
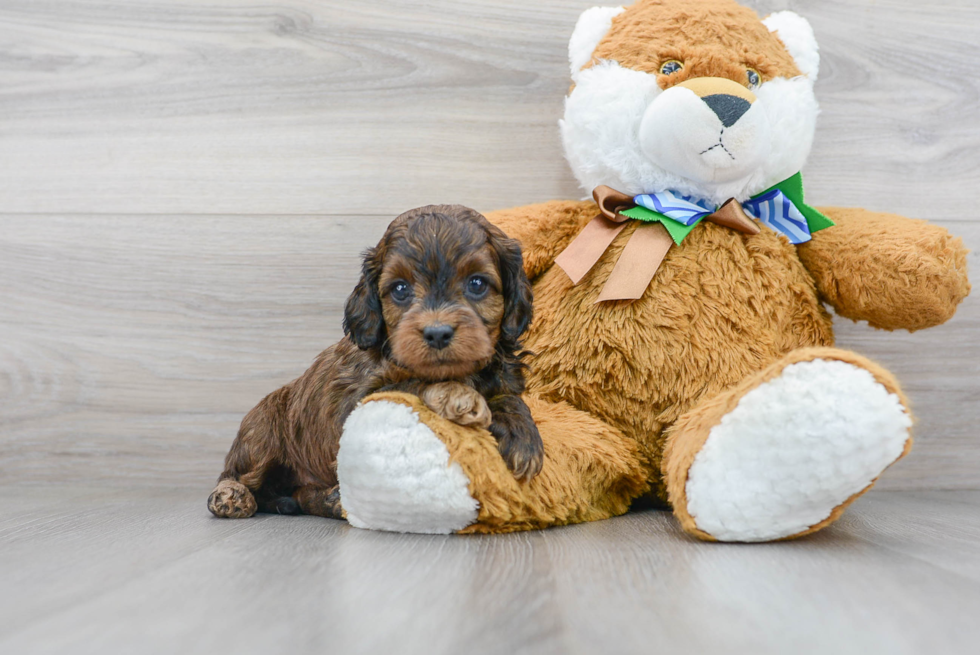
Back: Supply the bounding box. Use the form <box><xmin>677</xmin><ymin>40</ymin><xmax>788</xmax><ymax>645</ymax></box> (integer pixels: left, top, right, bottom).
<box><xmin>638</xmin><ymin>85</ymin><xmax>772</xmax><ymax>186</ymax></box>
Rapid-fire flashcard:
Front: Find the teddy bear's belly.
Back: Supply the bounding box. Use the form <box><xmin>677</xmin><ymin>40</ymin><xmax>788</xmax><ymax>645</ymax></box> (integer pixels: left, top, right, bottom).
<box><xmin>524</xmin><ymin>222</ymin><xmax>834</xmax><ymax>492</ymax></box>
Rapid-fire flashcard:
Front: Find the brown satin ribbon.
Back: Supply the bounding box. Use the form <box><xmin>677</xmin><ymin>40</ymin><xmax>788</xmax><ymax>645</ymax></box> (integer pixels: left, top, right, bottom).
<box><xmin>709</xmin><ymin>198</ymin><xmax>761</xmax><ymax>235</ymax></box>
<box><xmin>596</xmin><ymin>222</ymin><xmax>673</xmax><ymax>302</ymax></box>
<box><xmin>555</xmin><ymin>186</ymin><xmax>762</xmax><ymax>303</ymax></box>
<box><xmin>554</xmin><ymin>186</ymin><xmax>632</xmax><ymax>285</ymax></box>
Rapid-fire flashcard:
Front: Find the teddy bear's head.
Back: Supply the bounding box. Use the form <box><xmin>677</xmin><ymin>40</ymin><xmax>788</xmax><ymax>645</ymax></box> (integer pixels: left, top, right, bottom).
<box><xmin>561</xmin><ymin>0</ymin><xmax>820</xmax><ymax>206</ymax></box>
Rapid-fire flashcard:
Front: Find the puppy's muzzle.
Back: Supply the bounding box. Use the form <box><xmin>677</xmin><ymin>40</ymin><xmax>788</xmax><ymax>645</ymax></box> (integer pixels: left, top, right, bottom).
<box><xmin>422</xmin><ymin>323</ymin><xmax>455</xmax><ymax>350</ymax></box>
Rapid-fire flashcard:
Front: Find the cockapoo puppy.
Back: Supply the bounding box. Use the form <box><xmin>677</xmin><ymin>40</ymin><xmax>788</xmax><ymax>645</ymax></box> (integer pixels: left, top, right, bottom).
<box><xmin>208</xmin><ymin>204</ymin><xmax>543</xmax><ymax>519</ymax></box>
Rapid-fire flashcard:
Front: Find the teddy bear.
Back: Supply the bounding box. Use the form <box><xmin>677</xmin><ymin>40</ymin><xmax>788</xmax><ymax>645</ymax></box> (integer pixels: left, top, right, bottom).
<box><xmin>331</xmin><ymin>0</ymin><xmax>971</xmax><ymax>542</ymax></box>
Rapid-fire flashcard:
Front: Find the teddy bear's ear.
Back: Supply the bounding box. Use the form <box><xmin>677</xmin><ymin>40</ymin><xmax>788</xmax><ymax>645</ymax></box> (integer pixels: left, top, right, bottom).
<box><xmin>763</xmin><ymin>11</ymin><xmax>820</xmax><ymax>81</ymax></box>
<box><xmin>568</xmin><ymin>6</ymin><xmax>625</xmax><ymax>81</ymax></box>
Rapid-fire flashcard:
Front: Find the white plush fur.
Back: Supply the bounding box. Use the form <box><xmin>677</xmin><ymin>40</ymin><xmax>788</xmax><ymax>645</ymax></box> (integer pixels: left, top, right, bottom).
<box><xmin>638</xmin><ymin>85</ymin><xmax>773</xmax><ymax>185</ymax></box>
<box><xmin>337</xmin><ymin>400</ymin><xmax>479</xmax><ymax>534</ymax></box>
<box><xmin>568</xmin><ymin>6</ymin><xmax>625</xmax><ymax>81</ymax></box>
<box><xmin>560</xmin><ymin>18</ymin><xmax>820</xmax><ymax>204</ymax></box>
<box><xmin>764</xmin><ymin>11</ymin><xmax>820</xmax><ymax>81</ymax></box>
<box><xmin>684</xmin><ymin>360</ymin><xmax>912</xmax><ymax>542</ymax></box>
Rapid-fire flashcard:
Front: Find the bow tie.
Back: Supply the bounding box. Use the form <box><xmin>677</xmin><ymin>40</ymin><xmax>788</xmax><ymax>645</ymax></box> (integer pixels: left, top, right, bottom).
<box><xmin>555</xmin><ymin>172</ymin><xmax>834</xmax><ymax>303</ymax></box>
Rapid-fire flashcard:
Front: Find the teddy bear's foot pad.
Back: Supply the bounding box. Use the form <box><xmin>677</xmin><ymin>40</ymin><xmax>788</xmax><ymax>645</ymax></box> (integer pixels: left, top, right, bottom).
<box><xmin>337</xmin><ymin>399</ymin><xmax>479</xmax><ymax>534</ymax></box>
<box><xmin>684</xmin><ymin>359</ymin><xmax>911</xmax><ymax>542</ymax></box>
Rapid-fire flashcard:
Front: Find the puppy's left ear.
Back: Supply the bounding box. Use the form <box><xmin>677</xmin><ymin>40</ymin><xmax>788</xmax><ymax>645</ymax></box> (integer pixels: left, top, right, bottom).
<box><xmin>343</xmin><ymin>246</ymin><xmax>386</xmax><ymax>350</ymax></box>
<box><xmin>489</xmin><ymin>226</ymin><xmax>533</xmax><ymax>342</ymax></box>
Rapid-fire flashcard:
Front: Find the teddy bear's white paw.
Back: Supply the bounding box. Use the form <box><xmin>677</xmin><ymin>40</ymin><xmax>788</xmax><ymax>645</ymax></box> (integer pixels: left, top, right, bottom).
<box><xmin>685</xmin><ymin>359</ymin><xmax>912</xmax><ymax>542</ymax></box>
<box><xmin>337</xmin><ymin>400</ymin><xmax>479</xmax><ymax>534</ymax></box>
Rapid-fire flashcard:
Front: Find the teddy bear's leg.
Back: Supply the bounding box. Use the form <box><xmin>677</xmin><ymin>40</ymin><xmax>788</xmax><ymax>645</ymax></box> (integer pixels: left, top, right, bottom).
<box><xmin>663</xmin><ymin>348</ymin><xmax>913</xmax><ymax>543</ymax></box>
<box><xmin>336</xmin><ymin>392</ymin><xmax>649</xmax><ymax>534</ymax></box>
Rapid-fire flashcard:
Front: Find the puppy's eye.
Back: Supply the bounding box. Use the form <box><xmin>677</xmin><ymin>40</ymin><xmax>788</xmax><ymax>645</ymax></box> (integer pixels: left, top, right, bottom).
<box><xmin>746</xmin><ymin>68</ymin><xmax>761</xmax><ymax>89</ymax></box>
<box><xmin>389</xmin><ymin>280</ymin><xmax>413</xmax><ymax>304</ymax></box>
<box><xmin>660</xmin><ymin>60</ymin><xmax>683</xmax><ymax>75</ymax></box>
<box><xmin>465</xmin><ymin>275</ymin><xmax>490</xmax><ymax>299</ymax></box>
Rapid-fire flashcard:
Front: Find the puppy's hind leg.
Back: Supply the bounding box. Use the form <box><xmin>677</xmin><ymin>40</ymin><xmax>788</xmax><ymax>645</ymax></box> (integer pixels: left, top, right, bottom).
<box><xmin>208</xmin><ymin>388</ymin><xmax>289</xmax><ymax>519</ymax></box>
<box><xmin>293</xmin><ymin>485</ymin><xmax>344</xmax><ymax>520</ymax></box>
<box><xmin>252</xmin><ymin>464</ymin><xmax>303</xmax><ymax>515</ymax></box>
<box><xmin>208</xmin><ymin>478</ymin><xmax>257</xmax><ymax>519</ymax></box>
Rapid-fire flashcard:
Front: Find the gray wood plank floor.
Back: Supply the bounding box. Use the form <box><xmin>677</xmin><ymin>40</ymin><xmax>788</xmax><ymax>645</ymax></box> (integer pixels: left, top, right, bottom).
<box><xmin>2</xmin><ymin>488</ymin><xmax>979</xmax><ymax>655</ymax></box>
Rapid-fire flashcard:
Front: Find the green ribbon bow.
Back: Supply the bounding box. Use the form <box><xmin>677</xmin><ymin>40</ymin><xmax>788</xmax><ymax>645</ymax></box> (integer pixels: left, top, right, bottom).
<box><xmin>620</xmin><ymin>172</ymin><xmax>835</xmax><ymax>245</ymax></box>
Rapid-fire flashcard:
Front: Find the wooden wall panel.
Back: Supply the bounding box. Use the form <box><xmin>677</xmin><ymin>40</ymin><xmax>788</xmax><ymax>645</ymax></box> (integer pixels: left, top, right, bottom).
<box><xmin>0</xmin><ymin>1</ymin><xmax>977</xmax><ymax>217</ymax></box>
<box><xmin>0</xmin><ymin>0</ymin><xmax>977</xmax><ymax>489</ymax></box>
<box><xmin>1</xmin><ymin>216</ymin><xmax>976</xmax><ymax>489</ymax></box>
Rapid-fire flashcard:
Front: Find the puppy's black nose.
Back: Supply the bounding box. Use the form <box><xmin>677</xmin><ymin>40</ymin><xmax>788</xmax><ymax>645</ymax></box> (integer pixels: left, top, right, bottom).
<box><xmin>423</xmin><ymin>324</ymin><xmax>454</xmax><ymax>350</ymax></box>
<box><xmin>702</xmin><ymin>94</ymin><xmax>751</xmax><ymax>128</ymax></box>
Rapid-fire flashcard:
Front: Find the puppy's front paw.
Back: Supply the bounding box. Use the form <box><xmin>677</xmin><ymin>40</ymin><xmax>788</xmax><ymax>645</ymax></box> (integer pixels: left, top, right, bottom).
<box><xmin>208</xmin><ymin>479</ymin><xmax>257</xmax><ymax>518</ymax></box>
<box><xmin>422</xmin><ymin>382</ymin><xmax>492</xmax><ymax>429</ymax></box>
<box><xmin>491</xmin><ymin>416</ymin><xmax>544</xmax><ymax>482</ymax></box>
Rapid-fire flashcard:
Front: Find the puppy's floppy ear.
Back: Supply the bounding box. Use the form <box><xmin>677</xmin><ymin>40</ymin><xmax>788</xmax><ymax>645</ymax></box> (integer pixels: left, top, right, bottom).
<box><xmin>343</xmin><ymin>246</ymin><xmax>386</xmax><ymax>350</ymax></box>
<box><xmin>488</xmin><ymin>225</ymin><xmax>533</xmax><ymax>342</ymax></box>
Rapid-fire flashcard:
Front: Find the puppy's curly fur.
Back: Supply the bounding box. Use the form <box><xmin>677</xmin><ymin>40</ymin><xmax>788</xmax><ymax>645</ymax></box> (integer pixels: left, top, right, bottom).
<box><xmin>208</xmin><ymin>205</ymin><xmax>542</xmax><ymax>519</ymax></box>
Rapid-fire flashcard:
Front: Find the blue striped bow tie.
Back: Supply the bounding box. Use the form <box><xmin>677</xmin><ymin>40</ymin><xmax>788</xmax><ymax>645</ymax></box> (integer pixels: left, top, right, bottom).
<box><xmin>555</xmin><ymin>173</ymin><xmax>835</xmax><ymax>303</ymax></box>
<box><xmin>636</xmin><ymin>188</ymin><xmax>813</xmax><ymax>243</ymax></box>
<box><xmin>623</xmin><ymin>172</ymin><xmax>834</xmax><ymax>246</ymax></box>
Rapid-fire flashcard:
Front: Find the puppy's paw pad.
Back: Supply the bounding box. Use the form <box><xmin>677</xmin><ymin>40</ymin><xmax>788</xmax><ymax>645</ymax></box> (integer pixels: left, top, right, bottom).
<box><xmin>450</xmin><ymin>396</ymin><xmax>491</xmax><ymax>428</ymax></box>
<box><xmin>422</xmin><ymin>382</ymin><xmax>492</xmax><ymax>428</ymax></box>
<box><xmin>208</xmin><ymin>480</ymin><xmax>257</xmax><ymax>518</ymax></box>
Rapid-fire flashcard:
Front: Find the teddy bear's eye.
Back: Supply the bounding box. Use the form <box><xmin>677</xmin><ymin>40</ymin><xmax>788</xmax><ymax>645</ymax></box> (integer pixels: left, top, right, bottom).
<box><xmin>746</xmin><ymin>68</ymin><xmax>761</xmax><ymax>89</ymax></box>
<box><xmin>659</xmin><ymin>60</ymin><xmax>683</xmax><ymax>76</ymax></box>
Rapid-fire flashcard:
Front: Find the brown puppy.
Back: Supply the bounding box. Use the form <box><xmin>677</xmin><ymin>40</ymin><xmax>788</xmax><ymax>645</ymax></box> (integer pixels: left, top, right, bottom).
<box><xmin>208</xmin><ymin>205</ymin><xmax>543</xmax><ymax>519</ymax></box>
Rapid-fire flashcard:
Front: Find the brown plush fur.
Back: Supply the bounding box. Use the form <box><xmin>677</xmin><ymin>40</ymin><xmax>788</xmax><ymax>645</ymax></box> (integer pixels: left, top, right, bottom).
<box><xmin>366</xmin><ymin>392</ymin><xmax>650</xmax><ymax>533</ymax></box>
<box><xmin>588</xmin><ymin>0</ymin><xmax>801</xmax><ymax>85</ymax></box>
<box><xmin>799</xmin><ymin>208</ymin><xmax>971</xmax><ymax>331</ymax></box>
<box><xmin>208</xmin><ymin>205</ymin><xmax>542</xmax><ymax>519</ymax></box>
<box><xmin>497</xmin><ymin>201</ymin><xmax>837</xmax><ymax>501</ymax></box>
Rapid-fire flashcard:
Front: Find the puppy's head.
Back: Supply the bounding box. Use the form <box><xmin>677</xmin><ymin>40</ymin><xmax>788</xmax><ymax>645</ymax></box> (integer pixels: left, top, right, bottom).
<box><xmin>343</xmin><ymin>205</ymin><xmax>532</xmax><ymax>380</ymax></box>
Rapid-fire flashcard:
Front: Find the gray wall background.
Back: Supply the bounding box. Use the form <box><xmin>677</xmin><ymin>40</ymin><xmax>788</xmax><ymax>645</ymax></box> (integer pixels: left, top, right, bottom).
<box><xmin>1</xmin><ymin>0</ymin><xmax>977</xmax><ymax>490</ymax></box>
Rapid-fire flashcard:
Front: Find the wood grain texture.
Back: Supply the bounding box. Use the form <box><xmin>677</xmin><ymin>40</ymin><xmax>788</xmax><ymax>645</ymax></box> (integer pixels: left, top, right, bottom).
<box><xmin>2</xmin><ymin>488</ymin><xmax>980</xmax><ymax>654</ymax></box>
<box><xmin>1</xmin><ymin>0</ymin><xmax>978</xmax><ymax>490</ymax></box>
<box><xmin>0</xmin><ymin>214</ymin><xmax>389</xmax><ymax>486</ymax></box>
<box><xmin>0</xmin><ymin>0</ymin><xmax>977</xmax><ymax>217</ymax></box>
<box><xmin>1</xmin><ymin>215</ymin><xmax>977</xmax><ymax>489</ymax></box>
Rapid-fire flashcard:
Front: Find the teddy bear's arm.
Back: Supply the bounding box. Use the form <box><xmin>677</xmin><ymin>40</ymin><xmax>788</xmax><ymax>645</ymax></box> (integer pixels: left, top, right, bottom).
<box><xmin>485</xmin><ymin>200</ymin><xmax>598</xmax><ymax>280</ymax></box>
<box><xmin>797</xmin><ymin>207</ymin><xmax>970</xmax><ymax>331</ymax></box>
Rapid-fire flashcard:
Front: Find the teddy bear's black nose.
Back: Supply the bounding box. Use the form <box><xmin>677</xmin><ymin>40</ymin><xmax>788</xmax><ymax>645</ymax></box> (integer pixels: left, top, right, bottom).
<box><xmin>702</xmin><ymin>94</ymin><xmax>752</xmax><ymax>128</ymax></box>
<box><xmin>423</xmin><ymin>324</ymin><xmax>455</xmax><ymax>350</ymax></box>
